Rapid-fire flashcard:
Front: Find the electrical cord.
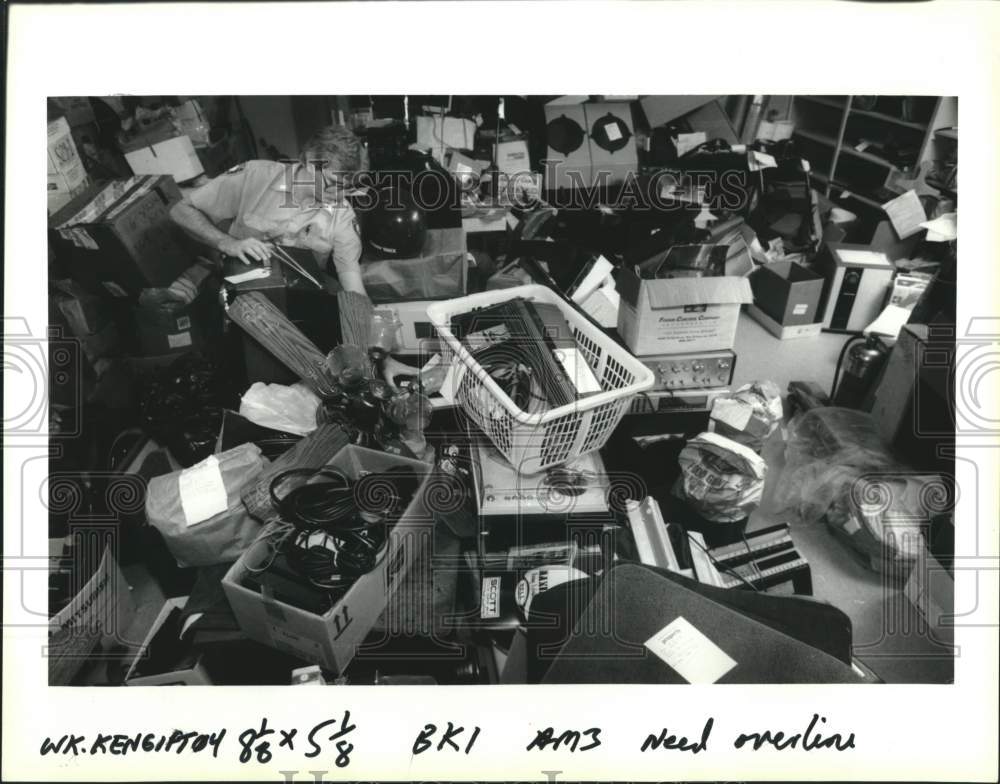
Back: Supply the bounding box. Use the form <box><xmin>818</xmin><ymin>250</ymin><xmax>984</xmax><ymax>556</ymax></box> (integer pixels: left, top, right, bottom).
<box><xmin>268</xmin><ymin>468</ymin><xmax>382</xmax><ymax>585</ymax></box>
<box><xmin>687</xmin><ymin>533</ymin><xmax>761</xmax><ymax>592</ymax></box>
<box><xmin>264</xmin><ymin>466</ymin><xmax>421</xmax><ymax>588</ymax></box>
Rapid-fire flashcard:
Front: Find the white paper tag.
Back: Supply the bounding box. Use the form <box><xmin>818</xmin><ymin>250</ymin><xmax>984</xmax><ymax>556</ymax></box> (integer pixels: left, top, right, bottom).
<box><xmin>750</xmin><ymin>151</ymin><xmax>778</xmax><ymax>170</ymax></box>
<box><xmin>167</xmin><ymin>332</ymin><xmax>192</xmax><ymax>348</ymax></box>
<box><xmin>175</xmin><ymin>315</ymin><xmax>192</xmax><ymax>331</ymax></box>
<box><xmin>604</xmin><ymin>123</ymin><xmax>623</xmax><ymax>142</ymax></box>
<box><xmin>644</xmin><ymin>616</ymin><xmax>737</xmax><ymax>684</ymax></box>
<box><xmin>792</xmin><ymin>303</ymin><xmax>808</xmax><ymax>316</ymax></box>
<box><xmin>480</xmin><ymin>576</ymin><xmax>502</xmax><ymax>619</ymax></box>
<box><xmin>178</xmin><ymin>454</ymin><xmax>229</xmax><ymax>527</ymax></box>
<box><xmin>225</xmin><ymin>268</ymin><xmax>271</xmax><ymax>285</ymax></box>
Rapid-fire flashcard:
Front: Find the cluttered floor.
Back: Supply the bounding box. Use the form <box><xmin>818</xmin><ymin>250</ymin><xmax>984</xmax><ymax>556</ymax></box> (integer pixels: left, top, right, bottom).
<box><xmin>45</xmin><ymin>94</ymin><xmax>957</xmax><ymax>687</ymax></box>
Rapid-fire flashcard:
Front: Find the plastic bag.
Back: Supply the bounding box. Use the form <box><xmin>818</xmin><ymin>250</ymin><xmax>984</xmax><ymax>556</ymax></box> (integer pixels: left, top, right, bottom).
<box><xmin>146</xmin><ymin>443</ymin><xmax>268</xmax><ymax>567</ymax></box>
<box><xmin>674</xmin><ymin>432</ymin><xmax>768</xmax><ymax>523</ymax></box>
<box><xmin>361</xmin><ymin>230</ymin><xmax>467</xmax><ymax>302</ymax></box>
<box><xmin>239</xmin><ymin>382</ymin><xmax>321</xmax><ymax>436</ymax></box>
<box><xmin>172</xmin><ymin>99</ymin><xmax>211</xmax><ymax>147</ymax></box>
<box><xmin>772</xmin><ymin>407</ymin><xmax>948</xmax><ymax>572</ymax></box>
<box><xmin>709</xmin><ymin>380</ymin><xmax>783</xmax><ymax>453</ymax></box>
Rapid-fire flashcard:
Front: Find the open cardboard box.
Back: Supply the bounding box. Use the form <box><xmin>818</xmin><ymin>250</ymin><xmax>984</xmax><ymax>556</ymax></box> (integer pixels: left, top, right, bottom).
<box><xmin>749</xmin><ymin>260</ymin><xmax>825</xmax><ymax>326</ymax></box>
<box><xmin>617</xmin><ymin>268</ymin><xmax>752</xmax><ymax>355</ymax></box>
<box><xmin>222</xmin><ymin>446</ymin><xmax>433</xmax><ymax>674</ymax></box>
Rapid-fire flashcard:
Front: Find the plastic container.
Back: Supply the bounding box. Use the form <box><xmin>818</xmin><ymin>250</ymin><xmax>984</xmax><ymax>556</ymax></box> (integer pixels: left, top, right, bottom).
<box><xmin>427</xmin><ymin>285</ymin><xmax>655</xmax><ymax>474</ymax></box>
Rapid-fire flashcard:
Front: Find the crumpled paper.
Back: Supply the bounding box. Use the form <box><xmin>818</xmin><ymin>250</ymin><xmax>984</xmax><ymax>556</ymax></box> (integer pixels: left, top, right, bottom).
<box><xmin>239</xmin><ymin>381</ymin><xmax>321</xmax><ymax>436</ymax></box>
<box><xmin>674</xmin><ymin>431</ymin><xmax>768</xmax><ymax>523</ymax></box>
<box><xmin>710</xmin><ymin>380</ymin><xmax>783</xmax><ymax>453</ymax></box>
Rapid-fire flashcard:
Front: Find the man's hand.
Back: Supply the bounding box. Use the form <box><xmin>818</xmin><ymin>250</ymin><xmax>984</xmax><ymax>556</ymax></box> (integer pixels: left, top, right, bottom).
<box><xmin>219</xmin><ymin>236</ymin><xmax>272</xmax><ymax>265</ymax></box>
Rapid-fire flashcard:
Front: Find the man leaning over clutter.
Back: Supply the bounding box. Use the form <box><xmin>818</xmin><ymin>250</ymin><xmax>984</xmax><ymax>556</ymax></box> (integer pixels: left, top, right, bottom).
<box><xmin>170</xmin><ymin>125</ymin><xmax>368</xmax><ymax>295</ymax></box>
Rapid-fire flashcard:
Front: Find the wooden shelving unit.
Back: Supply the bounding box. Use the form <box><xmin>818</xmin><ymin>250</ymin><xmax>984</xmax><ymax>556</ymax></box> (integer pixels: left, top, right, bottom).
<box><xmin>789</xmin><ymin>95</ymin><xmax>952</xmax><ymax>212</ymax></box>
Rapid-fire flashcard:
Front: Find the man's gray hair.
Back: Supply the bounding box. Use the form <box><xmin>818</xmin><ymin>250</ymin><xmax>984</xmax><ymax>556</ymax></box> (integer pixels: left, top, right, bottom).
<box><xmin>300</xmin><ymin>124</ymin><xmax>364</xmax><ymax>174</ymax></box>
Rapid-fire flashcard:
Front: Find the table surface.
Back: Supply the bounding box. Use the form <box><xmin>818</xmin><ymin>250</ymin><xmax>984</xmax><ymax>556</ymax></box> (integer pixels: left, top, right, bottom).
<box><xmin>734</xmin><ymin>312</ymin><xmax>953</xmax><ymax>683</ymax></box>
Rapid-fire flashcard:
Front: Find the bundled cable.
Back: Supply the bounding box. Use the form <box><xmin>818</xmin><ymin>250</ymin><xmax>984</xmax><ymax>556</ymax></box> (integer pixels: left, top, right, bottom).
<box><xmin>226</xmin><ymin>291</ymin><xmax>339</xmax><ymax>396</ymax></box>
<box><xmin>241</xmin><ymin>423</ymin><xmax>351</xmax><ymax>522</ymax></box>
<box><xmin>263</xmin><ymin>465</ymin><xmax>421</xmax><ymax>589</ymax></box>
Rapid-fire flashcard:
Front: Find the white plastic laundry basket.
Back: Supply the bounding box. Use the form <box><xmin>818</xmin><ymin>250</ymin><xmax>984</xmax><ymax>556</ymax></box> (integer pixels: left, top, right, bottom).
<box><xmin>427</xmin><ymin>285</ymin><xmax>655</xmax><ymax>475</ymax></box>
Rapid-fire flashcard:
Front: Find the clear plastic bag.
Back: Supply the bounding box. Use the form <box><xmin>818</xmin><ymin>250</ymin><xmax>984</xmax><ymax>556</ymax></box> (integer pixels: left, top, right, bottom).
<box><xmin>773</xmin><ymin>407</ymin><xmax>950</xmax><ymax>571</ymax></box>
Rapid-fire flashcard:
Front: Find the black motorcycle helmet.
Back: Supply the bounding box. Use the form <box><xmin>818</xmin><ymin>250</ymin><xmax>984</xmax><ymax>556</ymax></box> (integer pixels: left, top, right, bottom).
<box><xmin>358</xmin><ymin>186</ymin><xmax>428</xmax><ymax>260</ymax></box>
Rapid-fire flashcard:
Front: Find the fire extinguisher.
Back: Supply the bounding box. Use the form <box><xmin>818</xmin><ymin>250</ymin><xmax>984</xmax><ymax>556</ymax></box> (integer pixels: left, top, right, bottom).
<box><xmin>833</xmin><ymin>334</ymin><xmax>889</xmax><ymax>409</ymax></box>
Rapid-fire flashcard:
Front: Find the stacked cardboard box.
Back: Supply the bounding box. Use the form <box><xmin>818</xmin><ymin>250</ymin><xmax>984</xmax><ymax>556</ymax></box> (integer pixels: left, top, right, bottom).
<box><xmin>49</xmin><ymin>175</ymin><xmax>190</xmax><ymax>297</ymax></box>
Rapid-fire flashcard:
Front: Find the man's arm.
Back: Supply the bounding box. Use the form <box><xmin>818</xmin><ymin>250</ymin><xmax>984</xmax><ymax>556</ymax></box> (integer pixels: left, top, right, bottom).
<box><xmin>170</xmin><ymin>200</ymin><xmax>271</xmax><ymax>264</ymax></box>
<box><xmin>330</xmin><ymin>207</ymin><xmax>367</xmax><ymax>295</ymax></box>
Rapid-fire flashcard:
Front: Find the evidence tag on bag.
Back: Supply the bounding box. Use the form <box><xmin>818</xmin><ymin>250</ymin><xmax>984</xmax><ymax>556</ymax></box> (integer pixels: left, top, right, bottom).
<box><xmin>178</xmin><ymin>454</ymin><xmax>229</xmax><ymax>526</ymax></box>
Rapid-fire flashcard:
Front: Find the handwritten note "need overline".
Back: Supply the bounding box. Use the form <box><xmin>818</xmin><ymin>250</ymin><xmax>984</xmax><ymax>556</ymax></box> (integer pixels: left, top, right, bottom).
<box><xmin>38</xmin><ymin>712</ymin><xmax>856</xmax><ymax>768</ymax></box>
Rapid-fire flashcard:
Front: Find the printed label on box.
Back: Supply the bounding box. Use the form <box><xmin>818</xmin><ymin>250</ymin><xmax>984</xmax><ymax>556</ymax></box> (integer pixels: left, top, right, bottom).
<box><xmin>792</xmin><ymin>303</ymin><xmax>809</xmax><ymax>316</ymax></box>
<box><xmin>168</xmin><ymin>332</ymin><xmax>193</xmax><ymax>349</ymax></box>
<box><xmin>644</xmin><ymin>616</ymin><xmax>737</xmax><ymax>684</ymax></box>
<box><xmin>175</xmin><ymin>315</ymin><xmax>192</xmax><ymax>331</ymax></box>
<box><xmin>268</xmin><ymin>624</ymin><xmax>325</xmax><ymax>661</ymax></box>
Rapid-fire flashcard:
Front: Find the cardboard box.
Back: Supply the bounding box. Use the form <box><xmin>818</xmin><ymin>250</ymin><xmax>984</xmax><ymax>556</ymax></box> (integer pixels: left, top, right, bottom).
<box><xmin>749</xmin><ymin>261</ymin><xmax>825</xmax><ymax>326</ymax></box>
<box><xmin>747</xmin><ymin>303</ymin><xmax>823</xmax><ymax>340</ymax></box>
<box><xmin>617</xmin><ymin>270</ymin><xmax>752</xmax><ymax>355</ymax></box>
<box><xmin>51</xmin><ymin>279</ymin><xmax>114</xmax><ymax>337</ymax></box>
<box><xmin>586</xmin><ymin>101</ymin><xmax>638</xmax><ymax>185</ymax></box>
<box><xmin>52</xmin><ymin>97</ymin><xmax>96</xmax><ymax>127</ymax></box>
<box><xmin>543</xmin><ymin>99</ymin><xmax>591</xmax><ymax>190</ymax></box>
<box><xmin>639</xmin><ymin>95</ymin><xmax>720</xmax><ymax>127</ymax></box>
<box><xmin>544</xmin><ymin>99</ymin><xmax>637</xmax><ymax>189</ymax></box>
<box><xmin>222</xmin><ymin>446</ymin><xmax>432</xmax><ymax>674</ymax></box>
<box><xmin>125</xmin><ymin>596</ymin><xmax>213</xmax><ymax>686</ymax></box>
<box><xmin>123</xmin><ymin>121</ymin><xmax>204</xmax><ymax>183</ymax></box>
<box><xmin>49</xmin><ymin>176</ymin><xmax>190</xmax><ymax>295</ymax></box>
<box><xmin>47</xmin><ymin>117</ymin><xmax>90</xmax><ymax>213</ymax></box>
<box><xmin>362</xmin><ymin>227</ymin><xmax>467</xmax><ymax>302</ymax></box>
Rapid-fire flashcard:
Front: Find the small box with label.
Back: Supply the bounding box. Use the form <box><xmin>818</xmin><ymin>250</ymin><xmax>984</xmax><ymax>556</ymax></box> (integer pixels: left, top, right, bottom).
<box><xmin>222</xmin><ymin>446</ymin><xmax>433</xmax><ymax>674</ymax></box>
<box><xmin>749</xmin><ymin>260</ymin><xmax>825</xmax><ymax>326</ymax></box>
<box><xmin>47</xmin><ymin>116</ymin><xmax>90</xmax><ymax>214</ymax></box>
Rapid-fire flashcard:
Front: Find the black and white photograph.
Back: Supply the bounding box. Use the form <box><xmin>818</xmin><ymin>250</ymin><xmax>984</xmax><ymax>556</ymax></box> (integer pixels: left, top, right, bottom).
<box><xmin>41</xmin><ymin>91</ymin><xmax>961</xmax><ymax>688</ymax></box>
<box><xmin>4</xmin><ymin>3</ymin><xmax>998</xmax><ymax>782</ymax></box>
